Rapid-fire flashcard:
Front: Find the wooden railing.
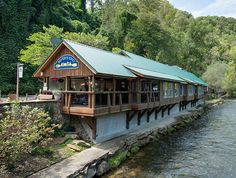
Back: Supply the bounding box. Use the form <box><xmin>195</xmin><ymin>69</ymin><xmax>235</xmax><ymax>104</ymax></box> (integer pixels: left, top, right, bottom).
<box><xmin>61</xmin><ymin>90</ymin><xmax>162</xmax><ymax>115</ymax></box>
<box><xmin>62</xmin><ymin>91</ymin><xmax>131</xmax><ymax>109</ymax></box>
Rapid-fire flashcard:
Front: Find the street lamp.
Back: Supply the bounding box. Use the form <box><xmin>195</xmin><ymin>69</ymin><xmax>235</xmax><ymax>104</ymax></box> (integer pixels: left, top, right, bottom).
<box><xmin>16</xmin><ymin>62</ymin><xmax>24</xmax><ymax>100</ymax></box>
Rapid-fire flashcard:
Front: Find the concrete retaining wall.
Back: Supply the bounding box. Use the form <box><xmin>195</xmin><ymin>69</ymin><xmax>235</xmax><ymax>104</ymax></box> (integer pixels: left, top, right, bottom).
<box><xmin>93</xmin><ymin>102</ymin><xmax>202</xmax><ymax>143</ymax></box>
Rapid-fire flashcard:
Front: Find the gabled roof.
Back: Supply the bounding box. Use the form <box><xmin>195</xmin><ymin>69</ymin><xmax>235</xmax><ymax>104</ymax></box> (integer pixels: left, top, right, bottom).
<box><xmin>64</xmin><ymin>40</ymin><xmax>136</xmax><ymax>78</ymax></box>
<box><xmin>121</xmin><ymin>51</ymin><xmax>208</xmax><ymax>86</ymax></box>
<box><xmin>35</xmin><ymin>39</ymin><xmax>208</xmax><ymax>86</ymax></box>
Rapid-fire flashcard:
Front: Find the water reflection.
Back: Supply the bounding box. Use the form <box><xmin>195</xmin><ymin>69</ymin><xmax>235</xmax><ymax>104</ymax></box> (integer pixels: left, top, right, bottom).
<box><xmin>103</xmin><ymin>100</ymin><xmax>236</xmax><ymax>178</ymax></box>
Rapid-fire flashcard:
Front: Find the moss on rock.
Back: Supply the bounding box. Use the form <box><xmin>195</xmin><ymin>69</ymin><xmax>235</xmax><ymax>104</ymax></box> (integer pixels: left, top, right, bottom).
<box><xmin>108</xmin><ymin>151</ymin><xmax>128</xmax><ymax>169</ymax></box>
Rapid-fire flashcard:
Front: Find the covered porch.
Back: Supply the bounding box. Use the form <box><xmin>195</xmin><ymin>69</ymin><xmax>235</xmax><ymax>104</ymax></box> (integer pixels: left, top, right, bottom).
<box><xmin>60</xmin><ymin>76</ymin><xmax>161</xmax><ymax>116</ymax></box>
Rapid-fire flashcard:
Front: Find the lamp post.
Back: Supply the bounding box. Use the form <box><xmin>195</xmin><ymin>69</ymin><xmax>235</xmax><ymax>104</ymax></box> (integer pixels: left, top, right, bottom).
<box><xmin>16</xmin><ymin>62</ymin><xmax>24</xmax><ymax>100</ymax></box>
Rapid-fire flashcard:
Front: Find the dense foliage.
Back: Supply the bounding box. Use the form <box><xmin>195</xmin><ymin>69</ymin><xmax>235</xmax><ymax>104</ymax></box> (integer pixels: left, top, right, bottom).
<box><xmin>0</xmin><ymin>0</ymin><xmax>236</xmax><ymax>96</ymax></box>
<box><xmin>0</xmin><ymin>103</ymin><xmax>60</xmax><ymax>170</ymax></box>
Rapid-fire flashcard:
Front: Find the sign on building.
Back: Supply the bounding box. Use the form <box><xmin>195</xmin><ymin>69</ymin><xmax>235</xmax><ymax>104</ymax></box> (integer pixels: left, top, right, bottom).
<box><xmin>54</xmin><ymin>55</ymin><xmax>79</xmax><ymax>70</ymax></box>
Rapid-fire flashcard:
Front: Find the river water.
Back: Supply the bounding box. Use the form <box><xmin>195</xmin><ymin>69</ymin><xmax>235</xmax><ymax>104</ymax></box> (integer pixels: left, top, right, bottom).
<box><xmin>103</xmin><ymin>100</ymin><xmax>236</xmax><ymax>178</ymax></box>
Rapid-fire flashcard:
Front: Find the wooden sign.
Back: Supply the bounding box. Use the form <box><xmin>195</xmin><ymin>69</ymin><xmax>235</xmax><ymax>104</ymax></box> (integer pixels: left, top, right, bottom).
<box><xmin>54</xmin><ymin>55</ymin><xmax>79</xmax><ymax>70</ymax></box>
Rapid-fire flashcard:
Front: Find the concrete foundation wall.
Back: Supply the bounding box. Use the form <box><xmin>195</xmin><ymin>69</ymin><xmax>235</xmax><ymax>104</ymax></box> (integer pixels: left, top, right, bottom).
<box><xmin>96</xmin><ymin>112</ymin><xmax>126</xmax><ymax>142</ymax></box>
<box><xmin>94</xmin><ymin>102</ymin><xmax>201</xmax><ymax>143</ymax></box>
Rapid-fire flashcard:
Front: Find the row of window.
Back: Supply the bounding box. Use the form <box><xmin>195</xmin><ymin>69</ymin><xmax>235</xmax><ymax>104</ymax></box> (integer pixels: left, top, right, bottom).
<box><xmin>163</xmin><ymin>82</ymin><xmax>205</xmax><ymax>98</ymax></box>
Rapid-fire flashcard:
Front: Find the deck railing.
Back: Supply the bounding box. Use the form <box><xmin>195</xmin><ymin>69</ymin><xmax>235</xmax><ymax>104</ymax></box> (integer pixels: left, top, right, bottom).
<box><xmin>62</xmin><ymin>91</ymin><xmax>161</xmax><ymax>106</ymax></box>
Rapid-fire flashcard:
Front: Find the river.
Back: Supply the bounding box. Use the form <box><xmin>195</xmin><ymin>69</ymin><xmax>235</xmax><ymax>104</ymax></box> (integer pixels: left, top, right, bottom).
<box><xmin>103</xmin><ymin>100</ymin><xmax>236</xmax><ymax>178</ymax></box>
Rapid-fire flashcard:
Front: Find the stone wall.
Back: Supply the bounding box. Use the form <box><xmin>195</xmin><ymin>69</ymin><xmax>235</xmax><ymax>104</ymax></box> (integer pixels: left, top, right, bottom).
<box><xmin>0</xmin><ymin>100</ymin><xmax>65</xmax><ymax>123</ymax></box>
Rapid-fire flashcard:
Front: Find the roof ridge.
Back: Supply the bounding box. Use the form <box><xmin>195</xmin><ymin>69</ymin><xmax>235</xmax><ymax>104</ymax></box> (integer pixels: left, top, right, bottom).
<box><xmin>64</xmin><ymin>39</ymin><xmax>131</xmax><ymax>60</ymax></box>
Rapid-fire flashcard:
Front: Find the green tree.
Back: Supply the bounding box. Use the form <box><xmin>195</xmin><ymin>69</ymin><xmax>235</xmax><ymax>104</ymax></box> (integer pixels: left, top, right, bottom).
<box><xmin>20</xmin><ymin>25</ymin><xmax>109</xmax><ymax>65</ymax></box>
<box><xmin>202</xmin><ymin>61</ymin><xmax>227</xmax><ymax>92</ymax></box>
<box><xmin>222</xmin><ymin>62</ymin><xmax>236</xmax><ymax>97</ymax></box>
<box><xmin>0</xmin><ymin>103</ymin><xmax>60</xmax><ymax>169</ymax></box>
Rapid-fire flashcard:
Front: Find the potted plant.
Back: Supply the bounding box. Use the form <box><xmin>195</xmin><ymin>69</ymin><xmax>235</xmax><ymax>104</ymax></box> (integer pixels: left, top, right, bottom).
<box><xmin>52</xmin><ymin>90</ymin><xmax>62</xmax><ymax>101</ymax></box>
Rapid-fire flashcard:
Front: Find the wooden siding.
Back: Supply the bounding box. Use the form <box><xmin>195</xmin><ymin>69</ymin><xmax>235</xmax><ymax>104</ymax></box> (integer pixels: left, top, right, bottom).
<box><xmin>35</xmin><ymin>44</ymin><xmax>94</xmax><ymax>78</ymax></box>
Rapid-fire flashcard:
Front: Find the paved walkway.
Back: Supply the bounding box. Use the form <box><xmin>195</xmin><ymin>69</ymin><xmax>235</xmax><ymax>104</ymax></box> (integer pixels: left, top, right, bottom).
<box><xmin>29</xmin><ymin>110</ymin><xmax>194</xmax><ymax>178</ymax></box>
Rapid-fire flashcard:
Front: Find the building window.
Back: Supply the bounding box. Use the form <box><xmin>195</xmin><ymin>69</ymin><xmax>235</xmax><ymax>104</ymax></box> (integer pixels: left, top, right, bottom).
<box><xmin>174</xmin><ymin>83</ymin><xmax>179</xmax><ymax>97</ymax></box>
<box><xmin>163</xmin><ymin>82</ymin><xmax>173</xmax><ymax>98</ymax></box>
<box><xmin>188</xmin><ymin>85</ymin><xmax>194</xmax><ymax>96</ymax></box>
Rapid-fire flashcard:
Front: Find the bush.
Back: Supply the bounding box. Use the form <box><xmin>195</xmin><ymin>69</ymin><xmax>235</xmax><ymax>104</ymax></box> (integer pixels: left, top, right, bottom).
<box><xmin>0</xmin><ymin>102</ymin><xmax>60</xmax><ymax>169</ymax></box>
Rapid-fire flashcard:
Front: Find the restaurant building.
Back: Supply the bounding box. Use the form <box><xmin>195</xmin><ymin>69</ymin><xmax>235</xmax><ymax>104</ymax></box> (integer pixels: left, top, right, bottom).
<box><xmin>34</xmin><ymin>39</ymin><xmax>208</xmax><ymax>143</ymax></box>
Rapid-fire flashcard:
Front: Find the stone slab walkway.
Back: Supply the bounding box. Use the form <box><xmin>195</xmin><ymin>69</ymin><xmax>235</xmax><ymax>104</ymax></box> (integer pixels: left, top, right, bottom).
<box><xmin>29</xmin><ymin>147</ymin><xmax>109</xmax><ymax>178</ymax></box>
<box><xmin>29</xmin><ymin>110</ymin><xmax>195</xmax><ymax>178</ymax></box>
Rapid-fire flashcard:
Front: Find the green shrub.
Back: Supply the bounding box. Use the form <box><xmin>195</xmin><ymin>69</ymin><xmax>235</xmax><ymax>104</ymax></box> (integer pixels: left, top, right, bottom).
<box><xmin>0</xmin><ymin>103</ymin><xmax>60</xmax><ymax>169</ymax></box>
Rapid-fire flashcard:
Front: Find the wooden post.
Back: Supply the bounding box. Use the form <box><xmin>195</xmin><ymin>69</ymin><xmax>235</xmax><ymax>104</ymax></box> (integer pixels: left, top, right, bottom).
<box><xmin>160</xmin><ymin>81</ymin><xmax>163</xmax><ymax>104</ymax></box>
<box><xmin>64</xmin><ymin>77</ymin><xmax>69</xmax><ymax>107</ymax></box>
<box><xmin>16</xmin><ymin>63</ymin><xmax>19</xmax><ymax>100</ymax></box>
<box><xmin>128</xmin><ymin>80</ymin><xmax>132</xmax><ymax>104</ymax></box>
<box><xmin>150</xmin><ymin>81</ymin><xmax>152</xmax><ymax>103</ymax></box>
<box><xmin>113</xmin><ymin>78</ymin><xmax>116</xmax><ymax>106</ymax></box>
<box><xmin>119</xmin><ymin>93</ymin><xmax>122</xmax><ymax>110</ymax></box>
<box><xmin>88</xmin><ymin>76</ymin><xmax>91</xmax><ymax>108</ymax></box>
<box><xmin>91</xmin><ymin>76</ymin><xmax>95</xmax><ymax>108</ymax></box>
<box><xmin>107</xmin><ymin>93</ymin><xmax>111</xmax><ymax>112</ymax></box>
<box><xmin>137</xmin><ymin>79</ymin><xmax>141</xmax><ymax>104</ymax></box>
<box><xmin>25</xmin><ymin>93</ymin><xmax>28</xmax><ymax>101</ymax></box>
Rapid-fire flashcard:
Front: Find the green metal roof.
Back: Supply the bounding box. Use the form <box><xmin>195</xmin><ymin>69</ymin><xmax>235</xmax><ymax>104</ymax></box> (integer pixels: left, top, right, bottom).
<box><xmin>64</xmin><ymin>40</ymin><xmax>136</xmax><ymax>78</ymax></box>
<box><xmin>122</xmin><ymin>51</ymin><xmax>208</xmax><ymax>86</ymax></box>
<box><xmin>125</xmin><ymin>66</ymin><xmax>184</xmax><ymax>82</ymax></box>
<box><xmin>64</xmin><ymin>40</ymin><xmax>208</xmax><ymax>86</ymax></box>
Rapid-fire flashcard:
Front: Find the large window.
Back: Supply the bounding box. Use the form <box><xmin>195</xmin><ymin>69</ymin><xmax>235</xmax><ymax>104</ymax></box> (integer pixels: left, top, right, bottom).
<box><xmin>174</xmin><ymin>83</ymin><xmax>179</xmax><ymax>97</ymax></box>
<box><xmin>179</xmin><ymin>84</ymin><xmax>185</xmax><ymax>96</ymax></box>
<box><xmin>163</xmin><ymin>82</ymin><xmax>173</xmax><ymax>98</ymax></box>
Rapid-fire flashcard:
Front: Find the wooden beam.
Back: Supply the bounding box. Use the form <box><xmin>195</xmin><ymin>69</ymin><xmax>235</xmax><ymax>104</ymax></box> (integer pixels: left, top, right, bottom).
<box><xmin>137</xmin><ymin>109</ymin><xmax>146</xmax><ymax>125</ymax></box>
<box><xmin>168</xmin><ymin>103</ymin><xmax>176</xmax><ymax>115</ymax></box>
<box><xmin>119</xmin><ymin>93</ymin><xmax>122</xmax><ymax>111</ymax></box>
<box><xmin>137</xmin><ymin>79</ymin><xmax>141</xmax><ymax>104</ymax></box>
<box><xmin>91</xmin><ymin>76</ymin><xmax>95</xmax><ymax>109</ymax></box>
<box><xmin>128</xmin><ymin>80</ymin><xmax>132</xmax><ymax>104</ymax></box>
<box><xmin>147</xmin><ymin>107</ymin><xmax>156</xmax><ymax>122</ymax></box>
<box><xmin>155</xmin><ymin>106</ymin><xmax>163</xmax><ymax>120</ymax></box>
<box><xmin>113</xmin><ymin>78</ymin><xmax>116</xmax><ymax>106</ymax></box>
<box><xmin>126</xmin><ymin>111</ymin><xmax>137</xmax><ymax>129</ymax></box>
<box><xmin>162</xmin><ymin>105</ymin><xmax>169</xmax><ymax>117</ymax></box>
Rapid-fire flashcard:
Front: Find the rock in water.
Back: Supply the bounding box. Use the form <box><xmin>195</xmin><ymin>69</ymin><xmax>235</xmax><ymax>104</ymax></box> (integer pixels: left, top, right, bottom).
<box><xmin>96</xmin><ymin>161</ymin><xmax>110</xmax><ymax>176</ymax></box>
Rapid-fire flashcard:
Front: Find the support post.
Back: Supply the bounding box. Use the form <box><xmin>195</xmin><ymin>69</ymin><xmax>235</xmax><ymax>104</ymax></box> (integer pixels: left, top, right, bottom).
<box><xmin>91</xmin><ymin>76</ymin><xmax>95</xmax><ymax>108</ymax></box>
<box><xmin>16</xmin><ymin>63</ymin><xmax>19</xmax><ymax>100</ymax></box>
<box><xmin>113</xmin><ymin>78</ymin><xmax>116</xmax><ymax>106</ymax></box>
<box><xmin>137</xmin><ymin>110</ymin><xmax>146</xmax><ymax>125</ymax></box>
<box><xmin>126</xmin><ymin>111</ymin><xmax>137</xmax><ymax>129</ymax></box>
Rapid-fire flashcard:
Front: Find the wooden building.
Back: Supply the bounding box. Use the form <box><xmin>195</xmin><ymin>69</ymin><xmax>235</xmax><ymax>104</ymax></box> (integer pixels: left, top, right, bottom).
<box><xmin>34</xmin><ymin>40</ymin><xmax>208</xmax><ymax>142</ymax></box>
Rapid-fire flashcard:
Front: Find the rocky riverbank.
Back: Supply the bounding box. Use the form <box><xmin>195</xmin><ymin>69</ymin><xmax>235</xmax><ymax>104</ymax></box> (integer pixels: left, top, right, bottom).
<box><xmin>29</xmin><ymin>99</ymin><xmax>224</xmax><ymax>178</ymax></box>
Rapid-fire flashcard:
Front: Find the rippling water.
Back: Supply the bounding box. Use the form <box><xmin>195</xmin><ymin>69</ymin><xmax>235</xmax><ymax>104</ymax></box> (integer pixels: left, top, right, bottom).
<box><xmin>103</xmin><ymin>100</ymin><xmax>236</xmax><ymax>178</ymax></box>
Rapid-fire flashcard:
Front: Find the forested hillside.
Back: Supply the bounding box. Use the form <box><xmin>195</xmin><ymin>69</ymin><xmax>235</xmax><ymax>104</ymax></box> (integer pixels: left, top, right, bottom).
<box><xmin>1</xmin><ymin>0</ymin><xmax>236</xmax><ymax>96</ymax></box>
